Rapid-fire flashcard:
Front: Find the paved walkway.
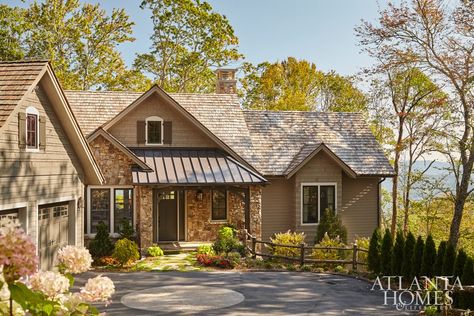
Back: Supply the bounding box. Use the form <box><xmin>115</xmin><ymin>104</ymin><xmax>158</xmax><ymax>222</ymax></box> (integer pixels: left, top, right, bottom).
<box><xmin>76</xmin><ymin>271</ymin><xmax>415</xmax><ymax>315</ymax></box>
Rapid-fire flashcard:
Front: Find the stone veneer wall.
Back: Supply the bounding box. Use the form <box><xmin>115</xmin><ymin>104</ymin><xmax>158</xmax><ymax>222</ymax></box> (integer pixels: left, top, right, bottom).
<box><xmin>136</xmin><ymin>186</ymin><xmax>153</xmax><ymax>249</ymax></box>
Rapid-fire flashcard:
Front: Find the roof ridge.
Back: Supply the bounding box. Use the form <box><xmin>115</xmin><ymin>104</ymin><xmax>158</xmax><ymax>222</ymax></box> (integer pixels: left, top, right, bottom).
<box><xmin>243</xmin><ymin>109</ymin><xmax>364</xmax><ymax>115</ymax></box>
<box><xmin>0</xmin><ymin>59</ymin><xmax>49</xmax><ymax>64</ymax></box>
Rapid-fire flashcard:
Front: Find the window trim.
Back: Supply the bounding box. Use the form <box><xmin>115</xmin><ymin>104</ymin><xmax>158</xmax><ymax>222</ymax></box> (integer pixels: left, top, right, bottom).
<box><xmin>145</xmin><ymin>116</ymin><xmax>164</xmax><ymax>146</ymax></box>
<box><xmin>300</xmin><ymin>182</ymin><xmax>337</xmax><ymax>226</ymax></box>
<box><xmin>86</xmin><ymin>186</ymin><xmax>135</xmax><ymax>237</ymax></box>
<box><xmin>25</xmin><ymin>106</ymin><xmax>39</xmax><ymax>152</ymax></box>
<box><xmin>211</xmin><ymin>189</ymin><xmax>228</xmax><ymax>222</ymax></box>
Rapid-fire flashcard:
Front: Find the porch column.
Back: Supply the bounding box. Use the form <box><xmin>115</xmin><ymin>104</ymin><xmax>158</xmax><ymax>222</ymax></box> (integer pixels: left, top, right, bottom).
<box><xmin>249</xmin><ymin>185</ymin><xmax>262</xmax><ymax>240</ymax></box>
<box><xmin>136</xmin><ymin>186</ymin><xmax>153</xmax><ymax>249</ymax></box>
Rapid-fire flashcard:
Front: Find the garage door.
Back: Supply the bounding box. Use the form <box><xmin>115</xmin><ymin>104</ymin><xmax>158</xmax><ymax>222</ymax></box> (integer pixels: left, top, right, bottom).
<box><xmin>38</xmin><ymin>202</ymin><xmax>69</xmax><ymax>270</ymax></box>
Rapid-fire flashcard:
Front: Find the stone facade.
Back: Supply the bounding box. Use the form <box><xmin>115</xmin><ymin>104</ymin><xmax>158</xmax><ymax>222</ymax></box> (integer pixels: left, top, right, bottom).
<box><xmin>136</xmin><ymin>186</ymin><xmax>153</xmax><ymax>248</ymax></box>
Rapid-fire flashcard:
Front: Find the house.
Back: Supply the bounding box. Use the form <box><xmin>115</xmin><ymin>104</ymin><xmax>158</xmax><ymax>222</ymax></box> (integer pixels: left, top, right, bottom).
<box><xmin>65</xmin><ymin>68</ymin><xmax>394</xmax><ymax>247</ymax></box>
<box><xmin>0</xmin><ymin>61</ymin><xmax>103</xmax><ymax>270</ymax></box>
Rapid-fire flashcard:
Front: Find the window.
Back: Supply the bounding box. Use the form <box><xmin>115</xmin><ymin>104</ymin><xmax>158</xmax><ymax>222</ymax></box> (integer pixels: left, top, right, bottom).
<box><xmin>25</xmin><ymin>107</ymin><xmax>39</xmax><ymax>149</ymax></box>
<box><xmin>212</xmin><ymin>189</ymin><xmax>227</xmax><ymax>221</ymax></box>
<box><xmin>90</xmin><ymin>189</ymin><xmax>110</xmax><ymax>233</ymax></box>
<box><xmin>146</xmin><ymin>116</ymin><xmax>163</xmax><ymax>145</ymax></box>
<box><xmin>114</xmin><ymin>189</ymin><xmax>133</xmax><ymax>234</ymax></box>
<box><xmin>301</xmin><ymin>184</ymin><xmax>336</xmax><ymax>224</ymax></box>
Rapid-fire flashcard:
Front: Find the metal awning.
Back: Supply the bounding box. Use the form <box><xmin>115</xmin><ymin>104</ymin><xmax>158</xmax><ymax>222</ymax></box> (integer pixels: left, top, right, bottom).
<box><xmin>131</xmin><ymin>148</ymin><xmax>267</xmax><ymax>185</ymax></box>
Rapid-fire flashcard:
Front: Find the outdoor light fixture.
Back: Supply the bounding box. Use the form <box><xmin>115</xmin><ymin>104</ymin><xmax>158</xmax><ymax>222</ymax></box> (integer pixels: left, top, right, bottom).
<box><xmin>196</xmin><ymin>190</ymin><xmax>203</xmax><ymax>201</ymax></box>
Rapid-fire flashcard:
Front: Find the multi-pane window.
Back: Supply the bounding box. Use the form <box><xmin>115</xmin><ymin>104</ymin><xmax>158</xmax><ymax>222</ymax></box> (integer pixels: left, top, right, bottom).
<box><xmin>114</xmin><ymin>189</ymin><xmax>133</xmax><ymax>234</ymax></box>
<box><xmin>212</xmin><ymin>189</ymin><xmax>227</xmax><ymax>221</ymax></box>
<box><xmin>26</xmin><ymin>113</ymin><xmax>38</xmax><ymax>148</ymax></box>
<box><xmin>90</xmin><ymin>189</ymin><xmax>110</xmax><ymax>233</ymax></box>
<box><xmin>302</xmin><ymin>184</ymin><xmax>336</xmax><ymax>224</ymax></box>
<box><xmin>147</xmin><ymin>120</ymin><xmax>162</xmax><ymax>144</ymax></box>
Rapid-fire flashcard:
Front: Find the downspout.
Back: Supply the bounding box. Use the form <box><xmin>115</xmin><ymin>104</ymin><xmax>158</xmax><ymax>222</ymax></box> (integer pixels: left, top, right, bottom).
<box><xmin>377</xmin><ymin>177</ymin><xmax>386</xmax><ymax>227</ymax></box>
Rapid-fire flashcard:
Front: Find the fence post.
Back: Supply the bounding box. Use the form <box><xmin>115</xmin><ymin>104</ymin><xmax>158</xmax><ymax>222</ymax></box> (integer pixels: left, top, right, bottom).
<box><xmin>300</xmin><ymin>243</ymin><xmax>305</xmax><ymax>267</ymax></box>
<box><xmin>352</xmin><ymin>244</ymin><xmax>358</xmax><ymax>271</ymax></box>
<box><xmin>243</xmin><ymin>229</ymin><xmax>248</xmax><ymax>244</ymax></box>
<box><xmin>251</xmin><ymin>236</ymin><xmax>256</xmax><ymax>259</ymax></box>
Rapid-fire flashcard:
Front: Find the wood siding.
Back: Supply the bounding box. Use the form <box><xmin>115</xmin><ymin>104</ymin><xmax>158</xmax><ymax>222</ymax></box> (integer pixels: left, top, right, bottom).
<box><xmin>0</xmin><ymin>83</ymin><xmax>85</xmax><ymax>247</ymax></box>
<box><xmin>340</xmin><ymin>174</ymin><xmax>379</xmax><ymax>240</ymax></box>
<box><xmin>108</xmin><ymin>92</ymin><xmax>218</xmax><ymax>148</ymax></box>
<box><xmin>261</xmin><ymin>177</ymin><xmax>295</xmax><ymax>241</ymax></box>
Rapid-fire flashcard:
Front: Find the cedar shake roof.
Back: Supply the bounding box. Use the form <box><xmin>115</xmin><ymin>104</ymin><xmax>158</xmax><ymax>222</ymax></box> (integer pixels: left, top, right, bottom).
<box><xmin>65</xmin><ymin>90</ymin><xmax>395</xmax><ymax>177</ymax></box>
<box><xmin>0</xmin><ymin>60</ymin><xmax>48</xmax><ymax>129</ymax></box>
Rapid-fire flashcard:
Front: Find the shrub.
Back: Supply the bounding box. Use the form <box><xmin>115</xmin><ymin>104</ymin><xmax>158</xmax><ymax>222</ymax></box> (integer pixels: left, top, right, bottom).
<box><xmin>454</xmin><ymin>249</ymin><xmax>468</xmax><ymax>279</ymax></box>
<box><xmin>442</xmin><ymin>243</ymin><xmax>456</xmax><ymax>276</ymax></box>
<box><xmin>118</xmin><ymin>218</ymin><xmax>135</xmax><ymax>240</ymax></box>
<box><xmin>391</xmin><ymin>231</ymin><xmax>405</xmax><ymax>275</ymax></box>
<box><xmin>196</xmin><ymin>253</ymin><xmax>234</xmax><ymax>269</ymax></box>
<box><xmin>147</xmin><ymin>245</ymin><xmax>164</xmax><ymax>257</ymax></box>
<box><xmin>88</xmin><ymin>222</ymin><xmax>114</xmax><ymax>259</ymax></box>
<box><xmin>355</xmin><ymin>237</ymin><xmax>370</xmax><ymax>265</ymax></box>
<box><xmin>95</xmin><ymin>256</ymin><xmax>119</xmax><ymax>267</ymax></box>
<box><xmin>269</xmin><ymin>230</ymin><xmax>305</xmax><ymax>258</ymax></box>
<box><xmin>402</xmin><ymin>232</ymin><xmax>416</xmax><ymax>278</ymax></box>
<box><xmin>421</xmin><ymin>235</ymin><xmax>437</xmax><ymax>278</ymax></box>
<box><xmin>316</xmin><ymin>209</ymin><xmax>347</xmax><ymax>243</ymax></box>
<box><xmin>197</xmin><ymin>244</ymin><xmax>215</xmax><ymax>255</ymax></box>
<box><xmin>411</xmin><ymin>236</ymin><xmax>424</xmax><ymax>277</ymax></box>
<box><xmin>368</xmin><ymin>228</ymin><xmax>382</xmax><ymax>274</ymax></box>
<box><xmin>380</xmin><ymin>229</ymin><xmax>393</xmax><ymax>275</ymax></box>
<box><xmin>312</xmin><ymin>233</ymin><xmax>346</xmax><ymax>269</ymax></box>
<box><xmin>462</xmin><ymin>257</ymin><xmax>474</xmax><ymax>285</ymax></box>
<box><xmin>112</xmin><ymin>238</ymin><xmax>140</xmax><ymax>266</ymax></box>
<box><xmin>434</xmin><ymin>241</ymin><xmax>447</xmax><ymax>276</ymax></box>
<box><xmin>213</xmin><ymin>225</ymin><xmax>244</xmax><ymax>255</ymax></box>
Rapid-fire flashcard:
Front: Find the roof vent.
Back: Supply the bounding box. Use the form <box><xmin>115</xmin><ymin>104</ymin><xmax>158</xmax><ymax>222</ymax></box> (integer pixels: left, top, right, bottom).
<box><xmin>215</xmin><ymin>69</ymin><xmax>237</xmax><ymax>94</ymax></box>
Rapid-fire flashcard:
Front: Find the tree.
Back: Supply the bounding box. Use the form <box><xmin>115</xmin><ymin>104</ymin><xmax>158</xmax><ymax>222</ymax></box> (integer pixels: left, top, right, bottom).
<box><xmin>357</xmin><ymin>0</ymin><xmax>474</xmax><ymax>248</ymax></box>
<box><xmin>88</xmin><ymin>221</ymin><xmax>114</xmax><ymax>259</ymax></box>
<box><xmin>381</xmin><ymin>229</ymin><xmax>393</xmax><ymax>275</ymax></box>
<box><xmin>315</xmin><ymin>209</ymin><xmax>347</xmax><ymax>244</ymax></box>
<box><xmin>454</xmin><ymin>249</ymin><xmax>468</xmax><ymax>279</ymax></box>
<box><xmin>0</xmin><ymin>5</ymin><xmax>27</xmax><ymax>60</ymax></box>
<box><xmin>402</xmin><ymin>232</ymin><xmax>416</xmax><ymax>278</ymax></box>
<box><xmin>391</xmin><ymin>231</ymin><xmax>405</xmax><ymax>275</ymax></box>
<box><xmin>434</xmin><ymin>241</ymin><xmax>447</xmax><ymax>277</ymax></box>
<box><xmin>368</xmin><ymin>228</ymin><xmax>382</xmax><ymax>274</ymax></box>
<box><xmin>411</xmin><ymin>236</ymin><xmax>424</xmax><ymax>277</ymax></box>
<box><xmin>462</xmin><ymin>257</ymin><xmax>474</xmax><ymax>285</ymax></box>
<box><xmin>442</xmin><ymin>243</ymin><xmax>457</xmax><ymax>276</ymax></box>
<box><xmin>135</xmin><ymin>0</ymin><xmax>242</xmax><ymax>93</ymax></box>
<box><xmin>421</xmin><ymin>235</ymin><xmax>437</xmax><ymax>277</ymax></box>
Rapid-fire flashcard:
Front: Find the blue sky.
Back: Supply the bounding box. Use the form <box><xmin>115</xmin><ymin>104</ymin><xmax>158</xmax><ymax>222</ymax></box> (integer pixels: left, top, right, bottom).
<box><xmin>3</xmin><ymin>0</ymin><xmax>386</xmax><ymax>76</ymax></box>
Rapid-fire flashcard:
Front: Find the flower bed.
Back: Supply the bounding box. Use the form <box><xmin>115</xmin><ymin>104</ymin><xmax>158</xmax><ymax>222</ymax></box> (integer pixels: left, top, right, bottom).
<box><xmin>196</xmin><ymin>254</ymin><xmax>234</xmax><ymax>269</ymax></box>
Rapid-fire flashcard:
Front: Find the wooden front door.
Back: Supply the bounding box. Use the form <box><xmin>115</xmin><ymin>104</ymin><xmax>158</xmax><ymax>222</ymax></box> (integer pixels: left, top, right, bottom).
<box><xmin>38</xmin><ymin>203</ymin><xmax>69</xmax><ymax>270</ymax></box>
<box><xmin>156</xmin><ymin>190</ymin><xmax>185</xmax><ymax>242</ymax></box>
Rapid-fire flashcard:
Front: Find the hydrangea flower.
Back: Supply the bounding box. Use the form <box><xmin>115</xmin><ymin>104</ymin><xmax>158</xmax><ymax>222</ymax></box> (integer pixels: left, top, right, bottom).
<box><xmin>30</xmin><ymin>271</ymin><xmax>70</xmax><ymax>299</ymax></box>
<box><xmin>80</xmin><ymin>275</ymin><xmax>115</xmax><ymax>303</ymax></box>
<box><xmin>57</xmin><ymin>245</ymin><xmax>92</xmax><ymax>274</ymax></box>
<box><xmin>0</xmin><ymin>218</ymin><xmax>38</xmax><ymax>282</ymax></box>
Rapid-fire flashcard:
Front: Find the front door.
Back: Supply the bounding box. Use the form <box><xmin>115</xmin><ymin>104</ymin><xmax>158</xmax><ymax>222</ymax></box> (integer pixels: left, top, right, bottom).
<box><xmin>158</xmin><ymin>191</ymin><xmax>178</xmax><ymax>241</ymax></box>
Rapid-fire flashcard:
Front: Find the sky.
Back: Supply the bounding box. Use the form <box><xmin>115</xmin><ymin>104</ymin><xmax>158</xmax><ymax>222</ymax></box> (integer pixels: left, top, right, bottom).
<box><xmin>3</xmin><ymin>0</ymin><xmax>386</xmax><ymax>77</ymax></box>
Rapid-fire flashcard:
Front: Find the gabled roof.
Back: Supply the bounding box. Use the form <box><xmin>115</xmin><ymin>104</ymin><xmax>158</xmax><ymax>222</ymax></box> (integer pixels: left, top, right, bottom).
<box><xmin>0</xmin><ymin>60</ymin><xmax>104</xmax><ymax>184</ymax></box>
<box><xmin>66</xmin><ymin>90</ymin><xmax>395</xmax><ymax>178</ymax></box>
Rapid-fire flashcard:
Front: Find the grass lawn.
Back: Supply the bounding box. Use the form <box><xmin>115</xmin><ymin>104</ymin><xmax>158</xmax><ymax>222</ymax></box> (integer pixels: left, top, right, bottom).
<box><xmin>132</xmin><ymin>252</ymin><xmax>206</xmax><ymax>272</ymax></box>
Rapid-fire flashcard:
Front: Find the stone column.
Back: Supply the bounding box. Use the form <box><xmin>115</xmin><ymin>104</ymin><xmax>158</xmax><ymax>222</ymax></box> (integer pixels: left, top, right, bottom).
<box><xmin>249</xmin><ymin>185</ymin><xmax>262</xmax><ymax>241</ymax></box>
<box><xmin>137</xmin><ymin>186</ymin><xmax>153</xmax><ymax>249</ymax></box>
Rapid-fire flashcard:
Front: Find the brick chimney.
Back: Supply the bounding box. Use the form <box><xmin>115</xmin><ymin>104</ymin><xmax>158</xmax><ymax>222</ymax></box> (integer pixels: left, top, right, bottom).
<box><xmin>215</xmin><ymin>68</ymin><xmax>237</xmax><ymax>94</ymax></box>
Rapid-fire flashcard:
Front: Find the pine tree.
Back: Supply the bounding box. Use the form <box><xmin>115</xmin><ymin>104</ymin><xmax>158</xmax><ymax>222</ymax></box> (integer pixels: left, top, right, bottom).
<box><xmin>380</xmin><ymin>229</ymin><xmax>393</xmax><ymax>275</ymax></box>
<box><xmin>442</xmin><ymin>243</ymin><xmax>456</xmax><ymax>276</ymax></box>
<box><xmin>454</xmin><ymin>249</ymin><xmax>468</xmax><ymax>280</ymax></box>
<box><xmin>401</xmin><ymin>232</ymin><xmax>416</xmax><ymax>278</ymax></box>
<box><xmin>88</xmin><ymin>221</ymin><xmax>114</xmax><ymax>259</ymax></box>
<box><xmin>434</xmin><ymin>241</ymin><xmax>447</xmax><ymax>276</ymax></box>
<box><xmin>421</xmin><ymin>235</ymin><xmax>437</xmax><ymax>277</ymax></box>
<box><xmin>462</xmin><ymin>257</ymin><xmax>474</xmax><ymax>286</ymax></box>
<box><xmin>368</xmin><ymin>228</ymin><xmax>382</xmax><ymax>274</ymax></box>
<box><xmin>411</xmin><ymin>236</ymin><xmax>424</xmax><ymax>277</ymax></box>
<box><xmin>391</xmin><ymin>231</ymin><xmax>405</xmax><ymax>275</ymax></box>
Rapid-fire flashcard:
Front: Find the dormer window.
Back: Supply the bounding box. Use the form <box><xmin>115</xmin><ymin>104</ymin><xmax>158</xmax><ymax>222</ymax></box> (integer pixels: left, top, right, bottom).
<box><xmin>25</xmin><ymin>106</ymin><xmax>40</xmax><ymax>150</ymax></box>
<box><xmin>146</xmin><ymin>116</ymin><xmax>163</xmax><ymax>145</ymax></box>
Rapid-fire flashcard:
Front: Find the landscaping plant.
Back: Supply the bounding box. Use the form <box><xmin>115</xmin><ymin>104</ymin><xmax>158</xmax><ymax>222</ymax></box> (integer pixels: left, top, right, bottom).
<box><xmin>434</xmin><ymin>241</ymin><xmax>447</xmax><ymax>277</ymax></box>
<box><xmin>380</xmin><ymin>229</ymin><xmax>393</xmax><ymax>275</ymax></box>
<box><xmin>421</xmin><ymin>235</ymin><xmax>437</xmax><ymax>278</ymax></box>
<box><xmin>269</xmin><ymin>230</ymin><xmax>305</xmax><ymax>258</ymax></box>
<box><xmin>391</xmin><ymin>231</ymin><xmax>405</xmax><ymax>275</ymax></box>
<box><xmin>118</xmin><ymin>218</ymin><xmax>135</xmax><ymax>241</ymax></box>
<box><xmin>311</xmin><ymin>233</ymin><xmax>346</xmax><ymax>269</ymax></box>
<box><xmin>88</xmin><ymin>221</ymin><xmax>114</xmax><ymax>259</ymax></box>
<box><xmin>315</xmin><ymin>209</ymin><xmax>347</xmax><ymax>243</ymax></box>
<box><xmin>411</xmin><ymin>236</ymin><xmax>424</xmax><ymax>277</ymax></box>
<box><xmin>442</xmin><ymin>242</ymin><xmax>456</xmax><ymax>276</ymax></box>
<box><xmin>355</xmin><ymin>237</ymin><xmax>370</xmax><ymax>265</ymax></box>
<box><xmin>147</xmin><ymin>245</ymin><xmax>164</xmax><ymax>257</ymax></box>
<box><xmin>368</xmin><ymin>228</ymin><xmax>382</xmax><ymax>274</ymax></box>
<box><xmin>196</xmin><ymin>254</ymin><xmax>234</xmax><ymax>269</ymax></box>
<box><xmin>401</xmin><ymin>232</ymin><xmax>416</xmax><ymax>278</ymax></box>
<box><xmin>454</xmin><ymin>249</ymin><xmax>468</xmax><ymax>280</ymax></box>
<box><xmin>112</xmin><ymin>238</ymin><xmax>140</xmax><ymax>266</ymax></box>
<box><xmin>462</xmin><ymin>257</ymin><xmax>474</xmax><ymax>285</ymax></box>
<box><xmin>196</xmin><ymin>244</ymin><xmax>215</xmax><ymax>255</ymax></box>
<box><xmin>213</xmin><ymin>225</ymin><xmax>244</xmax><ymax>255</ymax></box>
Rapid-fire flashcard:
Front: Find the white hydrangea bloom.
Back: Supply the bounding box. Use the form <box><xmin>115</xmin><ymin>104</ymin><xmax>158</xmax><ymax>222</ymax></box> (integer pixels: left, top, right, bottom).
<box><xmin>80</xmin><ymin>275</ymin><xmax>115</xmax><ymax>303</ymax></box>
<box><xmin>57</xmin><ymin>245</ymin><xmax>92</xmax><ymax>274</ymax></box>
<box><xmin>30</xmin><ymin>271</ymin><xmax>70</xmax><ymax>299</ymax></box>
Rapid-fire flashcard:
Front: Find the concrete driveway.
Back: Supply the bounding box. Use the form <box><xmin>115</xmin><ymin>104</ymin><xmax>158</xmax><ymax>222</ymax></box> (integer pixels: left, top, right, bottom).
<box><xmin>76</xmin><ymin>271</ymin><xmax>415</xmax><ymax>315</ymax></box>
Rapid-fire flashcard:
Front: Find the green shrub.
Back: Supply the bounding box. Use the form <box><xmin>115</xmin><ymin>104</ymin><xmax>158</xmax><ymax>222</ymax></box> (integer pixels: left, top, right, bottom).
<box><xmin>421</xmin><ymin>235</ymin><xmax>437</xmax><ymax>278</ymax></box>
<box><xmin>213</xmin><ymin>225</ymin><xmax>244</xmax><ymax>255</ymax></box>
<box><xmin>88</xmin><ymin>221</ymin><xmax>114</xmax><ymax>259</ymax></box>
<box><xmin>402</xmin><ymin>232</ymin><xmax>416</xmax><ymax>278</ymax></box>
<box><xmin>334</xmin><ymin>265</ymin><xmax>346</xmax><ymax>273</ymax></box>
<box><xmin>454</xmin><ymin>249</ymin><xmax>468</xmax><ymax>279</ymax></box>
<box><xmin>391</xmin><ymin>231</ymin><xmax>405</xmax><ymax>275</ymax></box>
<box><xmin>411</xmin><ymin>236</ymin><xmax>424</xmax><ymax>277</ymax></box>
<box><xmin>368</xmin><ymin>228</ymin><xmax>382</xmax><ymax>274</ymax></box>
<box><xmin>462</xmin><ymin>257</ymin><xmax>474</xmax><ymax>285</ymax></box>
<box><xmin>442</xmin><ymin>243</ymin><xmax>456</xmax><ymax>276</ymax></box>
<box><xmin>118</xmin><ymin>218</ymin><xmax>135</xmax><ymax>240</ymax></box>
<box><xmin>355</xmin><ymin>237</ymin><xmax>370</xmax><ymax>265</ymax></box>
<box><xmin>113</xmin><ymin>238</ymin><xmax>140</xmax><ymax>266</ymax></box>
<box><xmin>434</xmin><ymin>241</ymin><xmax>447</xmax><ymax>276</ymax></box>
<box><xmin>316</xmin><ymin>209</ymin><xmax>347</xmax><ymax>243</ymax></box>
<box><xmin>147</xmin><ymin>245</ymin><xmax>164</xmax><ymax>257</ymax></box>
<box><xmin>312</xmin><ymin>233</ymin><xmax>346</xmax><ymax>269</ymax></box>
<box><xmin>269</xmin><ymin>230</ymin><xmax>305</xmax><ymax>258</ymax></box>
<box><xmin>197</xmin><ymin>244</ymin><xmax>215</xmax><ymax>255</ymax></box>
<box><xmin>380</xmin><ymin>229</ymin><xmax>393</xmax><ymax>275</ymax></box>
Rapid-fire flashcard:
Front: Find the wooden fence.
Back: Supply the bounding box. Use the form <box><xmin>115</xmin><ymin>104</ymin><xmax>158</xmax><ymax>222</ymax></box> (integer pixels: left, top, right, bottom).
<box><xmin>242</xmin><ymin>230</ymin><xmax>368</xmax><ymax>271</ymax></box>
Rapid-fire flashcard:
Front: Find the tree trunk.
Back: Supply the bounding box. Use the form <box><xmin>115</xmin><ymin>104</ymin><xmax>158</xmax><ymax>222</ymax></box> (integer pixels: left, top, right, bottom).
<box><xmin>448</xmin><ymin>167</ymin><xmax>471</xmax><ymax>247</ymax></box>
<box><xmin>391</xmin><ymin>118</ymin><xmax>404</xmax><ymax>235</ymax></box>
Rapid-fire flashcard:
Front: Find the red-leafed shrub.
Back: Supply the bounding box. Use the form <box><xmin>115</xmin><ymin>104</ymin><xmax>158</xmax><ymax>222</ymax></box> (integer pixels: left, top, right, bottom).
<box><xmin>196</xmin><ymin>253</ymin><xmax>234</xmax><ymax>269</ymax></box>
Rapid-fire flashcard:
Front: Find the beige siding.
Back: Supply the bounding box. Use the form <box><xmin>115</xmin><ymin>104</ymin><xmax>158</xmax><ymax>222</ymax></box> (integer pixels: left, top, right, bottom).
<box><xmin>108</xmin><ymin>92</ymin><xmax>218</xmax><ymax>148</ymax></box>
<box><xmin>340</xmin><ymin>174</ymin><xmax>379</xmax><ymax>240</ymax></box>
<box><xmin>0</xmin><ymin>83</ymin><xmax>85</xmax><ymax>247</ymax></box>
<box><xmin>261</xmin><ymin>177</ymin><xmax>294</xmax><ymax>241</ymax></box>
<box><xmin>293</xmin><ymin>151</ymin><xmax>343</xmax><ymax>243</ymax></box>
